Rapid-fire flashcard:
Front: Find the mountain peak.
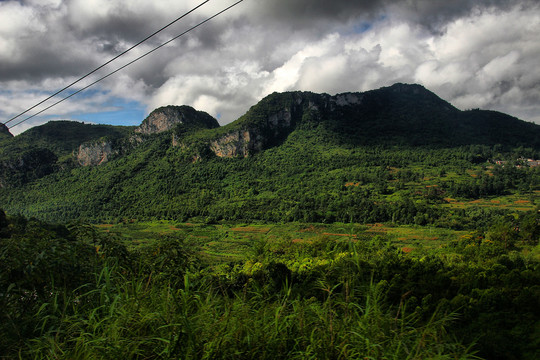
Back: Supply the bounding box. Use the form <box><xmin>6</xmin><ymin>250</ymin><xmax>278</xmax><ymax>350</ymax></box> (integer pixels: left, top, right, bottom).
<box><xmin>135</xmin><ymin>105</ymin><xmax>219</xmax><ymax>135</ymax></box>
<box><xmin>387</xmin><ymin>82</ymin><xmax>426</xmax><ymax>92</ymax></box>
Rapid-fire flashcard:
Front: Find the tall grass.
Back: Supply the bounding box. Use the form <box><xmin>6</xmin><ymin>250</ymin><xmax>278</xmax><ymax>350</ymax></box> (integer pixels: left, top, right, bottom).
<box><xmin>19</xmin><ymin>253</ymin><xmax>479</xmax><ymax>360</ymax></box>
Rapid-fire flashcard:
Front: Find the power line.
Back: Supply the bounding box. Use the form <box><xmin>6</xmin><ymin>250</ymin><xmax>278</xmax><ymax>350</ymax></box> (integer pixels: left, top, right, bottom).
<box><xmin>8</xmin><ymin>0</ymin><xmax>244</xmax><ymax>130</ymax></box>
<box><xmin>4</xmin><ymin>0</ymin><xmax>211</xmax><ymax>126</ymax></box>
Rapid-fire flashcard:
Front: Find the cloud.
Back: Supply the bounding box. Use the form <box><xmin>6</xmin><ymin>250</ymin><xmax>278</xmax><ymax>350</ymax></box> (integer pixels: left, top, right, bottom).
<box><xmin>413</xmin><ymin>4</ymin><xmax>540</xmax><ymax>120</ymax></box>
<box><xmin>1</xmin><ymin>0</ymin><xmax>539</xmax><ymax>135</ymax></box>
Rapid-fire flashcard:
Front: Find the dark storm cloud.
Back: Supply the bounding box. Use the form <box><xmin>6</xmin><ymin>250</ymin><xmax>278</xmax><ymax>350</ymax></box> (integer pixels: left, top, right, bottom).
<box><xmin>388</xmin><ymin>0</ymin><xmax>538</xmax><ymax>31</ymax></box>
<box><xmin>0</xmin><ymin>38</ymin><xmax>97</xmax><ymax>82</ymax></box>
<box><xmin>1</xmin><ymin>0</ymin><xmax>539</xmax><ymax>135</ymax></box>
<box><xmin>253</xmin><ymin>0</ymin><xmax>537</xmax><ymax>31</ymax></box>
<box><xmin>252</xmin><ymin>0</ymin><xmax>381</xmax><ymax>24</ymax></box>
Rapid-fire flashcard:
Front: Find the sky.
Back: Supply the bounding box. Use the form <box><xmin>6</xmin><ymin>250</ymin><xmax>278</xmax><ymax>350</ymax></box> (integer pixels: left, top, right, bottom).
<box><xmin>0</xmin><ymin>0</ymin><xmax>539</xmax><ymax>135</ymax></box>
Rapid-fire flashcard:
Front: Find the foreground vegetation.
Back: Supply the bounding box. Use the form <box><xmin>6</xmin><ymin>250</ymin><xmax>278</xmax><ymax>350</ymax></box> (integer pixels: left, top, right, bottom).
<box><xmin>1</xmin><ymin>210</ymin><xmax>538</xmax><ymax>359</ymax></box>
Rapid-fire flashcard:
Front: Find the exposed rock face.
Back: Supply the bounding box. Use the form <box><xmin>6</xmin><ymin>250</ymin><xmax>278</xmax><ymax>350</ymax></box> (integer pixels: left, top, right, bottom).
<box><xmin>210</xmin><ymin>130</ymin><xmax>264</xmax><ymax>158</ymax></box>
<box><xmin>207</xmin><ymin>94</ymin><xmax>310</xmax><ymax>158</ymax></box>
<box><xmin>333</xmin><ymin>93</ymin><xmax>362</xmax><ymax>107</ymax></box>
<box><xmin>77</xmin><ymin>140</ymin><xmax>117</xmax><ymax>166</ymax></box>
<box><xmin>0</xmin><ymin>123</ymin><xmax>12</xmax><ymax>138</ymax></box>
<box><xmin>135</xmin><ymin>105</ymin><xmax>219</xmax><ymax>135</ymax></box>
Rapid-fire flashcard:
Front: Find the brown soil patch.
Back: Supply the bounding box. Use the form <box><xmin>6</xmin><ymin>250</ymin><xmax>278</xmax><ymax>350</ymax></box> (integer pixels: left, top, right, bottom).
<box><xmin>402</xmin><ymin>247</ymin><xmax>414</xmax><ymax>253</ymax></box>
<box><xmin>230</xmin><ymin>226</ymin><xmax>270</xmax><ymax>233</ymax></box>
<box><xmin>300</xmin><ymin>225</ymin><xmax>324</xmax><ymax>233</ymax></box>
<box><xmin>323</xmin><ymin>233</ymin><xmax>358</xmax><ymax>238</ymax></box>
<box><xmin>366</xmin><ymin>223</ymin><xmax>389</xmax><ymax>233</ymax></box>
<box><xmin>514</xmin><ymin>200</ymin><xmax>530</xmax><ymax>204</ymax></box>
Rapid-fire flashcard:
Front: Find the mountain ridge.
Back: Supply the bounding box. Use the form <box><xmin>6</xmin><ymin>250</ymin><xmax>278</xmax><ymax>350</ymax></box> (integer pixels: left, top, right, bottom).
<box><xmin>0</xmin><ymin>83</ymin><xmax>538</xmax><ymax>189</ymax></box>
<box><xmin>177</xmin><ymin>83</ymin><xmax>538</xmax><ymax>159</ymax></box>
<box><xmin>0</xmin><ymin>82</ymin><xmax>539</xmax><ymax>222</ymax></box>
<box><xmin>5</xmin><ymin>83</ymin><xmax>539</xmax><ymax>154</ymax></box>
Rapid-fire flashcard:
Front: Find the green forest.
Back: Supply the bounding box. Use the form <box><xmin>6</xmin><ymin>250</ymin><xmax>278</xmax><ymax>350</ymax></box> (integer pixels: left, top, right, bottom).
<box><xmin>1</xmin><ymin>212</ymin><xmax>539</xmax><ymax>359</ymax></box>
<box><xmin>1</xmin><ymin>85</ymin><xmax>539</xmax><ymax>359</ymax></box>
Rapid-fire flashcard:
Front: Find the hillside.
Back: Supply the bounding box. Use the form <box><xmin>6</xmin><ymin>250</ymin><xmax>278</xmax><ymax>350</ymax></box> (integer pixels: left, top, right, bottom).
<box><xmin>178</xmin><ymin>83</ymin><xmax>540</xmax><ymax>157</ymax></box>
<box><xmin>0</xmin><ymin>123</ymin><xmax>12</xmax><ymax>139</ymax></box>
<box><xmin>0</xmin><ymin>121</ymin><xmax>134</xmax><ymax>159</ymax></box>
<box><xmin>0</xmin><ymin>83</ymin><xmax>538</xmax><ymax>222</ymax></box>
<box><xmin>0</xmin><ymin>121</ymin><xmax>134</xmax><ymax>187</ymax></box>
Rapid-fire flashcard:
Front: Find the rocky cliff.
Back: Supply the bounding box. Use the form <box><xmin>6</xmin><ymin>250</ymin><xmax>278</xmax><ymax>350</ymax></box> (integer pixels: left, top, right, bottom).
<box><xmin>76</xmin><ymin>140</ymin><xmax>118</xmax><ymax>166</ymax></box>
<box><xmin>210</xmin><ymin>130</ymin><xmax>262</xmax><ymax>158</ymax></box>
<box><xmin>136</xmin><ymin>105</ymin><xmax>219</xmax><ymax>135</ymax></box>
<box><xmin>199</xmin><ymin>93</ymin><xmax>308</xmax><ymax>158</ymax></box>
<box><xmin>203</xmin><ymin>92</ymin><xmax>331</xmax><ymax>158</ymax></box>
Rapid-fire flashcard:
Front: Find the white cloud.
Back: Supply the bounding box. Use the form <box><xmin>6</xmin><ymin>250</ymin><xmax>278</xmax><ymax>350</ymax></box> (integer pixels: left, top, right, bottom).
<box><xmin>1</xmin><ymin>0</ymin><xmax>539</xmax><ymax>135</ymax></box>
<box><xmin>413</xmin><ymin>5</ymin><xmax>540</xmax><ymax>119</ymax></box>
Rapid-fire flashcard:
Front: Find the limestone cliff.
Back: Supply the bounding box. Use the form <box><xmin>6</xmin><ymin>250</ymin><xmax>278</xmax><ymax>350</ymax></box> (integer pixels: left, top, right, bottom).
<box><xmin>210</xmin><ymin>130</ymin><xmax>263</xmax><ymax>158</ymax></box>
<box><xmin>205</xmin><ymin>92</ymin><xmax>319</xmax><ymax>158</ymax></box>
<box><xmin>77</xmin><ymin>140</ymin><xmax>117</xmax><ymax>166</ymax></box>
<box><xmin>136</xmin><ymin>105</ymin><xmax>219</xmax><ymax>135</ymax></box>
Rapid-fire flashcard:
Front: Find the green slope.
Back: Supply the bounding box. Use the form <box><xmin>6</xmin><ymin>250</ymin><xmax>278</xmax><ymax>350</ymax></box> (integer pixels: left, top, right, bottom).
<box><xmin>0</xmin><ymin>84</ymin><xmax>538</xmax><ymax>223</ymax></box>
<box><xmin>0</xmin><ymin>123</ymin><xmax>12</xmax><ymax>140</ymax></box>
<box><xmin>0</xmin><ymin>120</ymin><xmax>134</xmax><ymax>159</ymax></box>
<box><xmin>0</xmin><ymin>121</ymin><xmax>134</xmax><ymax>187</ymax></box>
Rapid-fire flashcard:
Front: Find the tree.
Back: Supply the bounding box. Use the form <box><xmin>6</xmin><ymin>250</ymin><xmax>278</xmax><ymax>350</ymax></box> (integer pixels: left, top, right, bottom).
<box><xmin>487</xmin><ymin>216</ymin><xmax>519</xmax><ymax>249</ymax></box>
<box><xmin>519</xmin><ymin>210</ymin><xmax>539</xmax><ymax>244</ymax></box>
<box><xmin>0</xmin><ymin>209</ymin><xmax>7</xmax><ymax>230</ymax></box>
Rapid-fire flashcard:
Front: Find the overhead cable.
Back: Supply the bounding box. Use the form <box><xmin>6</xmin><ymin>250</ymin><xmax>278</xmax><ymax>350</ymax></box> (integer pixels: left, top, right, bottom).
<box><xmin>4</xmin><ymin>0</ymin><xmax>211</xmax><ymax>126</ymax></box>
<box><xmin>8</xmin><ymin>0</ymin><xmax>244</xmax><ymax>130</ymax></box>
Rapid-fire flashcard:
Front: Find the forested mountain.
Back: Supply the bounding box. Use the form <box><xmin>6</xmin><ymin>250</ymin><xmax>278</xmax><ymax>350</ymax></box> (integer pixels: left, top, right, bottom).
<box><xmin>0</xmin><ymin>121</ymin><xmax>134</xmax><ymax>187</ymax></box>
<box><xmin>2</xmin><ymin>121</ymin><xmax>132</xmax><ymax>156</ymax></box>
<box><xmin>0</xmin><ymin>83</ymin><xmax>538</xmax><ymax>223</ymax></box>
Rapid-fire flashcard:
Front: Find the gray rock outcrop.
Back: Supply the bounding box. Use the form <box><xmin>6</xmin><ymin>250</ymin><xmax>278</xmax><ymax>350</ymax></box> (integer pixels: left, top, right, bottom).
<box><xmin>77</xmin><ymin>140</ymin><xmax>117</xmax><ymax>166</ymax></box>
<box><xmin>135</xmin><ymin>106</ymin><xmax>219</xmax><ymax>135</ymax></box>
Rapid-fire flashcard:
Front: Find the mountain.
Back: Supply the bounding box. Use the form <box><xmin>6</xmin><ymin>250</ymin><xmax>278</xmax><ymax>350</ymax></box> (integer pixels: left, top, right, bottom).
<box><xmin>0</xmin><ymin>121</ymin><xmax>133</xmax><ymax>187</ymax></box>
<box><xmin>136</xmin><ymin>105</ymin><xmax>219</xmax><ymax>135</ymax></box>
<box><xmin>6</xmin><ymin>120</ymin><xmax>134</xmax><ymax>157</ymax></box>
<box><xmin>0</xmin><ymin>83</ymin><xmax>538</xmax><ymax>222</ymax></box>
<box><xmin>167</xmin><ymin>83</ymin><xmax>539</xmax><ymax>161</ymax></box>
<box><xmin>192</xmin><ymin>83</ymin><xmax>539</xmax><ymax>155</ymax></box>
